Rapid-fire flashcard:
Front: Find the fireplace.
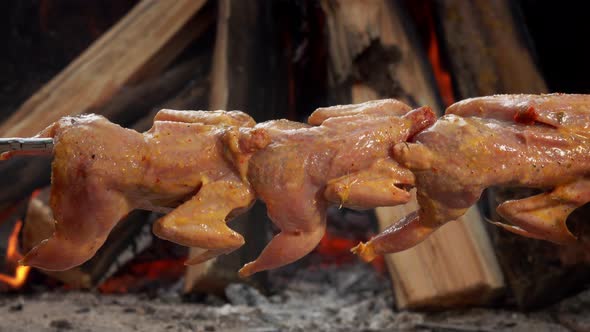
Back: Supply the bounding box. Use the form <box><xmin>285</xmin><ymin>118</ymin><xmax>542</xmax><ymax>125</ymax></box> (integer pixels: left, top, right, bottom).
<box><xmin>1</xmin><ymin>0</ymin><xmax>590</xmax><ymax>331</ymax></box>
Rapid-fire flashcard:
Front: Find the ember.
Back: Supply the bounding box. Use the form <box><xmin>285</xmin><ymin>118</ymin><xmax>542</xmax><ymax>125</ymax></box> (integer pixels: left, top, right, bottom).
<box><xmin>99</xmin><ymin>258</ymin><xmax>186</xmax><ymax>294</ymax></box>
<box><xmin>317</xmin><ymin>231</ymin><xmax>386</xmax><ymax>273</ymax></box>
<box><xmin>0</xmin><ymin>220</ymin><xmax>31</xmax><ymax>289</ymax></box>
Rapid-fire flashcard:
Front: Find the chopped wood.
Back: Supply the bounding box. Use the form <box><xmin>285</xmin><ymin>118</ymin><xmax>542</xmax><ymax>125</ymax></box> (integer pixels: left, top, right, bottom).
<box><xmin>0</xmin><ymin>0</ymin><xmax>212</xmax><ymax>209</ymax></box>
<box><xmin>435</xmin><ymin>0</ymin><xmax>547</xmax><ymax>96</ymax></box>
<box><xmin>0</xmin><ymin>57</ymin><xmax>210</xmax><ymax>215</ymax></box>
<box><xmin>435</xmin><ymin>0</ymin><xmax>590</xmax><ymax>308</ymax></box>
<box><xmin>131</xmin><ymin>55</ymin><xmax>212</xmax><ymax>132</ymax></box>
<box><xmin>322</xmin><ymin>0</ymin><xmax>504</xmax><ymax>309</ymax></box>
<box><xmin>105</xmin><ymin>55</ymin><xmax>211</xmax><ymax>129</ymax></box>
<box><xmin>0</xmin><ymin>0</ymin><xmax>207</xmax><ymax>137</ymax></box>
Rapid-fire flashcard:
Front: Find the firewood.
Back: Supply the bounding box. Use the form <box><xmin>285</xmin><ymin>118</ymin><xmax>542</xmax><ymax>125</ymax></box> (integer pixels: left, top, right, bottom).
<box><xmin>0</xmin><ymin>0</ymin><xmax>208</xmax><ymax>138</ymax></box>
<box><xmin>322</xmin><ymin>0</ymin><xmax>504</xmax><ymax>309</ymax></box>
<box><xmin>22</xmin><ymin>188</ymin><xmax>154</xmax><ymax>288</ymax></box>
<box><xmin>0</xmin><ymin>57</ymin><xmax>211</xmax><ymax>216</ymax></box>
<box><xmin>184</xmin><ymin>0</ymin><xmax>288</xmax><ymax>293</ymax></box>
<box><xmin>130</xmin><ymin>56</ymin><xmax>212</xmax><ymax>132</ymax></box>
<box><xmin>434</xmin><ymin>0</ymin><xmax>590</xmax><ymax>308</ymax></box>
<box><xmin>0</xmin><ymin>0</ymin><xmax>213</xmax><ymax>209</ymax></box>
<box><xmin>435</xmin><ymin>0</ymin><xmax>547</xmax><ymax>97</ymax></box>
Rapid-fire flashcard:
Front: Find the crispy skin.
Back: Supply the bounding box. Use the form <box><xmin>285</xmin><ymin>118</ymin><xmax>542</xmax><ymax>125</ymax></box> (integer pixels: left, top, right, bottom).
<box><xmin>354</xmin><ymin>94</ymin><xmax>590</xmax><ymax>261</ymax></box>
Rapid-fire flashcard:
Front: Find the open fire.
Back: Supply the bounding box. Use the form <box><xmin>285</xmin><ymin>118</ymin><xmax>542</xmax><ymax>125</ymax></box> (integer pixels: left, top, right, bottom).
<box><xmin>0</xmin><ymin>220</ymin><xmax>31</xmax><ymax>289</ymax></box>
<box><xmin>0</xmin><ymin>3</ymin><xmax>590</xmax><ymax>332</ymax></box>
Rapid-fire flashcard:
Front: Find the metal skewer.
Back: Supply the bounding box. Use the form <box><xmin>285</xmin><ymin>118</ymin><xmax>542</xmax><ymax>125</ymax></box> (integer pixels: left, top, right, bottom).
<box><xmin>0</xmin><ymin>138</ymin><xmax>54</xmax><ymax>155</ymax></box>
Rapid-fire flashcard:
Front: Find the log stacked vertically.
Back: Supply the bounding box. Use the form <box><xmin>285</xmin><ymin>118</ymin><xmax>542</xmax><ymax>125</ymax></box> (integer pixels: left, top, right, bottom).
<box><xmin>434</xmin><ymin>0</ymin><xmax>590</xmax><ymax>308</ymax></box>
<box><xmin>320</xmin><ymin>0</ymin><xmax>503</xmax><ymax>309</ymax></box>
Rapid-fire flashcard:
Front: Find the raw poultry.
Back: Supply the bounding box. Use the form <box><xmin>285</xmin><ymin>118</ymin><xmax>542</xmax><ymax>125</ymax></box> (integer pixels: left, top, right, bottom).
<box><xmin>353</xmin><ymin>94</ymin><xmax>590</xmax><ymax>262</ymax></box>
<box><xmin>4</xmin><ymin>99</ymin><xmax>434</xmax><ymax>276</ymax></box>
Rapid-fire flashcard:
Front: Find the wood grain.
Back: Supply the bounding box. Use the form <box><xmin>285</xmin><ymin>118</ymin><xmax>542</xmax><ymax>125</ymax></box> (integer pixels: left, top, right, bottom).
<box><xmin>0</xmin><ymin>0</ymin><xmax>207</xmax><ymax>137</ymax></box>
<box><xmin>325</xmin><ymin>0</ymin><xmax>504</xmax><ymax>309</ymax></box>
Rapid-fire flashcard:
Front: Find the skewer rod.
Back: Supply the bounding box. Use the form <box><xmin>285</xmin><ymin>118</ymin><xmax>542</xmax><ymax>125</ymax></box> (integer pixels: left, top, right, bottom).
<box><xmin>0</xmin><ymin>138</ymin><xmax>54</xmax><ymax>154</ymax></box>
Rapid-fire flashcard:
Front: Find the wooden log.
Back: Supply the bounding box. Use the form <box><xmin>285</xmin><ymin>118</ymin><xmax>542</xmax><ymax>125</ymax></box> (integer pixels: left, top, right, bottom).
<box><xmin>0</xmin><ymin>56</ymin><xmax>211</xmax><ymax>214</ymax></box>
<box><xmin>104</xmin><ymin>55</ymin><xmax>212</xmax><ymax>129</ymax></box>
<box><xmin>0</xmin><ymin>0</ymin><xmax>213</xmax><ymax>208</ymax></box>
<box><xmin>22</xmin><ymin>188</ymin><xmax>154</xmax><ymax>289</ymax></box>
<box><xmin>184</xmin><ymin>0</ymin><xmax>289</xmax><ymax>293</ymax></box>
<box><xmin>435</xmin><ymin>0</ymin><xmax>547</xmax><ymax>96</ymax></box>
<box><xmin>131</xmin><ymin>56</ymin><xmax>212</xmax><ymax>132</ymax></box>
<box><xmin>321</xmin><ymin>0</ymin><xmax>504</xmax><ymax>309</ymax></box>
<box><xmin>0</xmin><ymin>0</ymin><xmax>207</xmax><ymax>138</ymax></box>
<box><xmin>434</xmin><ymin>0</ymin><xmax>590</xmax><ymax>308</ymax></box>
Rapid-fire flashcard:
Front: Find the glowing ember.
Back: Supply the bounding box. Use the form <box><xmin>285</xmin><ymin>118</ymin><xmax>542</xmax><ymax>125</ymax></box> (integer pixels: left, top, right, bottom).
<box><xmin>99</xmin><ymin>258</ymin><xmax>186</xmax><ymax>294</ymax></box>
<box><xmin>0</xmin><ymin>221</ymin><xmax>31</xmax><ymax>289</ymax></box>
<box><xmin>317</xmin><ymin>232</ymin><xmax>386</xmax><ymax>273</ymax></box>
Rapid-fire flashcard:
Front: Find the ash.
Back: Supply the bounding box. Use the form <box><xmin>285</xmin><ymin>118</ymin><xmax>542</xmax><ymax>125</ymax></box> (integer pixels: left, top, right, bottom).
<box><xmin>0</xmin><ymin>261</ymin><xmax>584</xmax><ymax>332</ymax></box>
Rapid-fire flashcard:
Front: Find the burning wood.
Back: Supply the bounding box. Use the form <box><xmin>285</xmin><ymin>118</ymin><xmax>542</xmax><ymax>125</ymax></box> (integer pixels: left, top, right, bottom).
<box><xmin>0</xmin><ymin>221</ymin><xmax>31</xmax><ymax>289</ymax></box>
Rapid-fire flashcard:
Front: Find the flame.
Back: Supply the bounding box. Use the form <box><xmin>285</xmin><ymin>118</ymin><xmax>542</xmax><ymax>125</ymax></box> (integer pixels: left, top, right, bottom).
<box><xmin>0</xmin><ymin>221</ymin><xmax>31</xmax><ymax>289</ymax></box>
<box><xmin>427</xmin><ymin>23</ymin><xmax>454</xmax><ymax>107</ymax></box>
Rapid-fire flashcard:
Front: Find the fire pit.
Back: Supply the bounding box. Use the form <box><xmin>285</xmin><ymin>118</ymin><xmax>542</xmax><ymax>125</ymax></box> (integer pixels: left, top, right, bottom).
<box><xmin>1</xmin><ymin>0</ymin><xmax>590</xmax><ymax>331</ymax></box>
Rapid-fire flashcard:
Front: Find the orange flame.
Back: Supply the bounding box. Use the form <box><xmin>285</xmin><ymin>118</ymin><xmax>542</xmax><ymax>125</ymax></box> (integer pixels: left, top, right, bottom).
<box><xmin>427</xmin><ymin>26</ymin><xmax>454</xmax><ymax>107</ymax></box>
<box><xmin>0</xmin><ymin>221</ymin><xmax>31</xmax><ymax>289</ymax></box>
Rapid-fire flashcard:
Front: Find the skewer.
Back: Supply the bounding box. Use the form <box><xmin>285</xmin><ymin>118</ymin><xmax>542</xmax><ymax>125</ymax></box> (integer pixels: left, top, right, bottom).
<box><xmin>0</xmin><ymin>138</ymin><xmax>54</xmax><ymax>158</ymax></box>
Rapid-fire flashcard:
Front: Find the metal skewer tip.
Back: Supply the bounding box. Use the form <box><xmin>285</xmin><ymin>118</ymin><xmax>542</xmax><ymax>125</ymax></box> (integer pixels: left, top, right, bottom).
<box><xmin>0</xmin><ymin>138</ymin><xmax>54</xmax><ymax>156</ymax></box>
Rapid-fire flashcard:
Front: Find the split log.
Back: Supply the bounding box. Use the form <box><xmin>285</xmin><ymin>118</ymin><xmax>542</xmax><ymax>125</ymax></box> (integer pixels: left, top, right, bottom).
<box><xmin>22</xmin><ymin>188</ymin><xmax>154</xmax><ymax>288</ymax></box>
<box><xmin>184</xmin><ymin>0</ymin><xmax>289</xmax><ymax>293</ymax></box>
<box><xmin>434</xmin><ymin>0</ymin><xmax>590</xmax><ymax>308</ymax></box>
<box><xmin>322</xmin><ymin>0</ymin><xmax>504</xmax><ymax>309</ymax></box>
<box><xmin>0</xmin><ymin>0</ymin><xmax>207</xmax><ymax>137</ymax></box>
<box><xmin>0</xmin><ymin>58</ymin><xmax>210</xmax><ymax>214</ymax></box>
<box><xmin>434</xmin><ymin>0</ymin><xmax>547</xmax><ymax>97</ymax></box>
<box><xmin>0</xmin><ymin>0</ymin><xmax>213</xmax><ymax>208</ymax></box>
<box><xmin>131</xmin><ymin>56</ymin><xmax>212</xmax><ymax>132</ymax></box>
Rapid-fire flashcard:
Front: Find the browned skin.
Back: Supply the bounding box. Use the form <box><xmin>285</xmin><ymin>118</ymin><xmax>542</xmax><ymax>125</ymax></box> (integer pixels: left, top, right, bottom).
<box><xmin>353</xmin><ymin>94</ymin><xmax>590</xmax><ymax>262</ymax></box>
<box><xmin>239</xmin><ymin>100</ymin><xmax>435</xmax><ymax>276</ymax></box>
<box><xmin>7</xmin><ymin>99</ymin><xmax>435</xmax><ymax>275</ymax></box>
<box><xmin>16</xmin><ymin>110</ymin><xmax>265</xmax><ymax>271</ymax></box>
